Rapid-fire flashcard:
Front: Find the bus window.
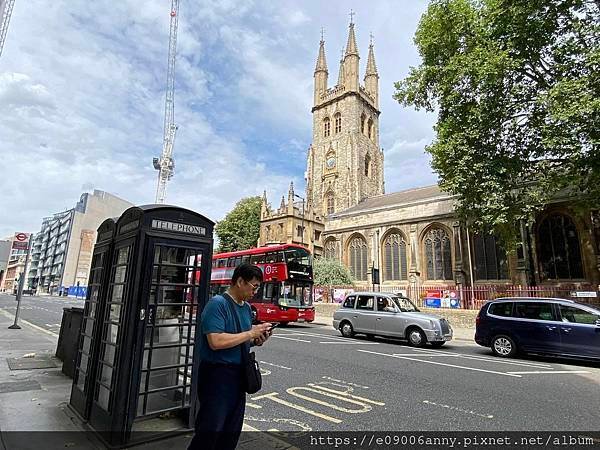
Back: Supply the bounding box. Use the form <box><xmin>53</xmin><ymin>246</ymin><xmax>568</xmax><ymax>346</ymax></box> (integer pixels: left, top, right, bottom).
<box><xmin>250</xmin><ymin>254</ymin><xmax>265</xmax><ymax>264</ymax></box>
<box><xmin>227</xmin><ymin>258</ymin><xmax>235</xmax><ymax>267</ymax></box>
<box><xmin>263</xmin><ymin>282</ymin><xmax>278</xmax><ymax>302</ymax></box>
<box><xmin>217</xmin><ymin>259</ymin><xmax>226</xmax><ymax>268</ymax></box>
<box><xmin>234</xmin><ymin>256</ymin><xmax>242</xmax><ymax>267</ymax></box>
<box><xmin>241</xmin><ymin>255</ymin><xmax>250</xmax><ymax>264</ymax></box>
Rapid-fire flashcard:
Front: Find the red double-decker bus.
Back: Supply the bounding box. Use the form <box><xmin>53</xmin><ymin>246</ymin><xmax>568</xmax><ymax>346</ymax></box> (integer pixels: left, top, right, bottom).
<box><xmin>209</xmin><ymin>244</ymin><xmax>315</xmax><ymax>325</ymax></box>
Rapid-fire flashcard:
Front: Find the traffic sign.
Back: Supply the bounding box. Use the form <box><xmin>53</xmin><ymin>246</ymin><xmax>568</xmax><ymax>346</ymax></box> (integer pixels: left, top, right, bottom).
<box><xmin>15</xmin><ymin>232</ymin><xmax>28</xmax><ymax>242</ymax></box>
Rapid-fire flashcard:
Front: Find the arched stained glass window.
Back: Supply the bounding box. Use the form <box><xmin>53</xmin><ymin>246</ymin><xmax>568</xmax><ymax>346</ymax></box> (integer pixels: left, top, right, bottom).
<box><xmin>334</xmin><ymin>113</ymin><xmax>342</xmax><ymax>134</ymax></box>
<box><xmin>323</xmin><ymin>117</ymin><xmax>331</xmax><ymax>137</ymax></box>
<box><xmin>324</xmin><ymin>239</ymin><xmax>337</xmax><ymax>259</ymax></box>
<box><xmin>424</xmin><ymin>228</ymin><xmax>452</xmax><ymax>280</ymax></box>
<box><xmin>538</xmin><ymin>214</ymin><xmax>583</xmax><ymax>280</ymax></box>
<box><xmin>383</xmin><ymin>233</ymin><xmax>408</xmax><ymax>281</ymax></box>
<box><xmin>349</xmin><ymin>236</ymin><xmax>368</xmax><ymax>281</ymax></box>
<box><xmin>472</xmin><ymin>232</ymin><xmax>509</xmax><ymax>280</ymax></box>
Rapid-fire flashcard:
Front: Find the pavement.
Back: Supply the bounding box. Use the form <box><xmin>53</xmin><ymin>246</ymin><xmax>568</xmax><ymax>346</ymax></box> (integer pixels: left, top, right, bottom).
<box><xmin>0</xmin><ymin>306</ymin><xmax>295</xmax><ymax>450</ymax></box>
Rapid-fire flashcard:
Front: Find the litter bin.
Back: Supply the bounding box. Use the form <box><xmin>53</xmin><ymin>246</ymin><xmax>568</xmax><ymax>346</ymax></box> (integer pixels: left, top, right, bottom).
<box><xmin>56</xmin><ymin>307</ymin><xmax>84</xmax><ymax>378</ymax></box>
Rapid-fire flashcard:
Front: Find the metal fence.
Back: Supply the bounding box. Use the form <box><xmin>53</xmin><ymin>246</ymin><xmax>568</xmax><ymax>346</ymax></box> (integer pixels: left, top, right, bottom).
<box><xmin>314</xmin><ymin>283</ymin><xmax>600</xmax><ymax>310</ymax></box>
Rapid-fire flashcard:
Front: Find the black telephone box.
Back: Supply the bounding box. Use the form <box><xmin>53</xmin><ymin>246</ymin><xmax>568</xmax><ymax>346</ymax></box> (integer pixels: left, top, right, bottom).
<box><xmin>70</xmin><ymin>217</ymin><xmax>117</xmax><ymax>420</ymax></box>
<box><xmin>70</xmin><ymin>205</ymin><xmax>214</xmax><ymax>447</ymax></box>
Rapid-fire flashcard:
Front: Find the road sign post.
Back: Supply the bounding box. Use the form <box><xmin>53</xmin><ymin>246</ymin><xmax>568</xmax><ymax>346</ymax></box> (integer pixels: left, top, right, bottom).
<box><xmin>9</xmin><ymin>233</ymin><xmax>33</xmax><ymax>330</ymax></box>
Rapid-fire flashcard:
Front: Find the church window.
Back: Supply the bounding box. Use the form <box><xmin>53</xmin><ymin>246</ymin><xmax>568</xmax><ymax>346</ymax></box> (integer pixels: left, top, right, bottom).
<box><xmin>349</xmin><ymin>236</ymin><xmax>368</xmax><ymax>281</ymax></box>
<box><xmin>334</xmin><ymin>113</ymin><xmax>342</xmax><ymax>134</ymax></box>
<box><xmin>323</xmin><ymin>117</ymin><xmax>331</xmax><ymax>137</ymax></box>
<box><xmin>324</xmin><ymin>239</ymin><xmax>337</xmax><ymax>259</ymax></box>
<box><xmin>368</xmin><ymin>118</ymin><xmax>374</xmax><ymax>140</ymax></box>
<box><xmin>472</xmin><ymin>232</ymin><xmax>509</xmax><ymax>280</ymax></box>
<box><xmin>424</xmin><ymin>228</ymin><xmax>452</xmax><ymax>281</ymax></box>
<box><xmin>325</xmin><ymin>192</ymin><xmax>335</xmax><ymax>215</ymax></box>
<box><xmin>360</xmin><ymin>113</ymin><xmax>367</xmax><ymax>134</ymax></box>
<box><xmin>364</xmin><ymin>154</ymin><xmax>371</xmax><ymax>177</ymax></box>
<box><xmin>296</xmin><ymin>225</ymin><xmax>304</xmax><ymax>238</ymax></box>
<box><xmin>383</xmin><ymin>233</ymin><xmax>408</xmax><ymax>281</ymax></box>
<box><xmin>537</xmin><ymin>213</ymin><xmax>583</xmax><ymax>280</ymax></box>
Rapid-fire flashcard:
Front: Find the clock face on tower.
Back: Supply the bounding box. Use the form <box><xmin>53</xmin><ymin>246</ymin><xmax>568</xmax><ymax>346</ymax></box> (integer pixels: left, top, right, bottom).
<box><xmin>326</xmin><ymin>156</ymin><xmax>336</xmax><ymax>169</ymax></box>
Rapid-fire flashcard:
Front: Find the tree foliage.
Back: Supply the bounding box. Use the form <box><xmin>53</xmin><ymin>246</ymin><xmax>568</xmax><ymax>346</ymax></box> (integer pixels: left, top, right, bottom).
<box><xmin>314</xmin><ymin>257</ymin><xmax>355</xmax><ymax>286</ymax></box>
<box><xmin>215</xmin><ymin>196</ymin><xmax>262</xmax><ymax>252</ymax></box>
<box><xmin>395</xmin><ymin>0</ymin><xmax>600</xmax><ymax>245</ymax></box>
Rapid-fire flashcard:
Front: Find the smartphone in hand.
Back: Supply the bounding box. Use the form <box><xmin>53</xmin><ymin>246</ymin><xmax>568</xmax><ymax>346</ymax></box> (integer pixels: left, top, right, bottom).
<box><xmin>267</xmin><ymin>323</ymin><xmax>279</xmax><ymax>335</ymax></box>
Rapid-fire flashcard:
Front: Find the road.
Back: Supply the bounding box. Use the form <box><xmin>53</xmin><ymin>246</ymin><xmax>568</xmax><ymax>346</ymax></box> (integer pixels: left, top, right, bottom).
<box><xmin>0</xmin><ymin>293</ymin><xmax>84</xmax><ymax>337</ymax></box>
<box><xmin>1</xmin><ymin>293</ymin><xmax>599</xmax><ymax>434</ymax></box>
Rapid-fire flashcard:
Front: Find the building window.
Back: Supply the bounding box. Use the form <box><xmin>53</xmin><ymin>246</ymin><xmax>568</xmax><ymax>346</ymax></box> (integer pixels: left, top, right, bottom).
<box><xmin>383</xmin><ymin>233</ymin><xmax>408</xmax><ymax>281</ymax></box>
<box><xmin>326</xmin><ymin>192</ymin><xmax>334</xmax><ymax>215</ymax></box>
<box><xmin>314</xmin><ymin>230</ymin><xmax>321</xmax><ymax>241</ymax></box>
<box><xmin>334</xmin><ymin>113</ymin><xmax>342</xmax><ymax>134</ymax></box>
<box><xmin>349</xmin><ymin>236</ymin><xmax>368</xmax><ymax>281</ymax></box>
<box><xmin>368</xmin><ymin>118</ymin><xmax>374</xmax><ymax>140</ymax></box>
<box><xmin>364</xmin><ymin>154</ymin><xmax>371</xmax><ymax>177</ymax></box>
<box><xmin>324</xmin><ymin>239</ymin><xmax>337</xmax><ymax>259</ymax></box>
<box><xmin>360</xmin><ymin>113</ymin><xmax>366</xmax><ymax>134</ymax></box>
<box><xmin>323</xmin><ymin>117</ymin><xmax>331</xmax><ymax>137</ymax></box>
<box><xmin>424</xmin><ymin>228</ymin><xmax>452</xmax><ymax>280</ymax></box>
<box><xmin>472</xmin><ymin>232</ymin><xmax>509</xmax><ymax>280</ymax></box>
<box><xmin>297</xmin><ymin>225</ymin><xmax>303</xmax><ymax>238</ymax></box>
<box><xmin>537</xmin><ymin>213</ymin><xmax>583</xmax><ymax>280</ymax></box>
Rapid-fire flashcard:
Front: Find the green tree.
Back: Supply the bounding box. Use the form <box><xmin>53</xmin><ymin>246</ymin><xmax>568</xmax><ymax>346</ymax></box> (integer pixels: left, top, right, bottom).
<box><xmin>395</xmin><ymin>0</ymin><xmax>600</xmax><ymax>245</ymax></box>
<box><xmin>314</xmin><ymin>257</ymin><xmax>354</xmax><ymax>286</ymax></box>
<box><xmin>215</xmin><ymin>196</ymin><xmax>262</xmax><ymax>252</ymax></box>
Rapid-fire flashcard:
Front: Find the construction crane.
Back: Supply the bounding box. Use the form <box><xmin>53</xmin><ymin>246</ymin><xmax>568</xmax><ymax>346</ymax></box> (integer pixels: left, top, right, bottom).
<box><xmin>153</xmin><ymin>0</ymin><xmax>179</xmax><ymax>204</ymax></box>
<box><xmin>0</xmin><ymin>0</ymin><xmax>16</xmax><ymax>58</ymax></box>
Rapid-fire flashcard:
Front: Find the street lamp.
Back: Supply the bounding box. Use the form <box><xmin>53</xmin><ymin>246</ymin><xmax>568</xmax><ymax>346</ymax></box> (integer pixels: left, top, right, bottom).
<box><xmin>294</xmin><ymin>194</ymin><xmax>305</xmax><ymax>247</ymax></box>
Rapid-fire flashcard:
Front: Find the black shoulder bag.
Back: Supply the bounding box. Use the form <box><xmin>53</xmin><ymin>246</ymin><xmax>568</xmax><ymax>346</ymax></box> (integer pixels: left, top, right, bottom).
<box><xmin>224</xmin><ymin>294</ymin><xmax>262</xmax><ymax>394</ymax></box>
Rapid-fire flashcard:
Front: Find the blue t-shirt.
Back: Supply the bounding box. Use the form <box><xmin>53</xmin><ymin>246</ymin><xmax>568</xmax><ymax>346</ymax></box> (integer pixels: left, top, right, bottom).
<box><xmin>199</xmin><ymin>294</ymin><xmax>252</xmax><ymax>365</ymax></box>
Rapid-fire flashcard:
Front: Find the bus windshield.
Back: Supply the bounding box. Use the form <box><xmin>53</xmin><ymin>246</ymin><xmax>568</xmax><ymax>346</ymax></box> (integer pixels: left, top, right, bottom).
<box><xmin>278</xmin><ymin>281</ymin><xmax>313</xmax><ymax>308</ymax></box>
<box><xmin>283</xmin><ymin>248</ymin><xmax>312</xmax><ymax>266</ymax></box>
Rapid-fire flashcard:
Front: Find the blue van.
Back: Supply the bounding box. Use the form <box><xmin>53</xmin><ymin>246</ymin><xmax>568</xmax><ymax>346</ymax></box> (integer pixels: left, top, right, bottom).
<box><xmin>475</xmin><ymin>297</ymin><xmax>600</xmax><ymax>360</ymax></box>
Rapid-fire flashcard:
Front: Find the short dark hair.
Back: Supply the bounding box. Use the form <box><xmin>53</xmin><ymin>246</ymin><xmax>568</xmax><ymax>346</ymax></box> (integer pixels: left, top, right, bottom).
<box><xmin>231</xmin><ymin>263</ymin><xmax>263</xmax><ymax>285</ymax></box>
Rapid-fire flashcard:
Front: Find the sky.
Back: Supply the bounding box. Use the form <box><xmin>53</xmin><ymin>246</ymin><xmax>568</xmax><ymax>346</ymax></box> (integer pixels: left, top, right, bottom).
<box><xmin>0</xmin><ymin>0</ymin><xmax>438</xmax><ymax>238</ymax></box>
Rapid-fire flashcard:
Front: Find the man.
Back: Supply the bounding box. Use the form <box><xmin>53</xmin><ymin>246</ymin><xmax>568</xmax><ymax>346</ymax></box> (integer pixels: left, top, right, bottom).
<box><xmin>188</xmin><ymin>263</ymin><xmax>272</xmax><ymax>450</ymax></box>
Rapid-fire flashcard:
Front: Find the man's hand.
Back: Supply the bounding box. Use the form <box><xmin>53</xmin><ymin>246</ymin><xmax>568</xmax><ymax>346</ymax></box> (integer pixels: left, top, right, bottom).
<box><xmin>251</xmin><ymin>323</ymin><xmax>272</xmax><ymax>346</ymax></box>
<box><xmin>249</xmin><ymin>323</ymin><xmax>271</xmax><ymax>340</ymax></box>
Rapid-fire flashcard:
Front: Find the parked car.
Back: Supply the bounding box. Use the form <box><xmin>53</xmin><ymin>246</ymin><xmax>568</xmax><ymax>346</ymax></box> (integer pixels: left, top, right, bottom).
<box><xmin>332</xmin><ymin>292</ymin><xmax>453</xmax><ymax>347</ymax></box>
<box><xmin>475</xmin><ymin>297</ymin><xmax>600</xmax><ymax>360</ymax></box>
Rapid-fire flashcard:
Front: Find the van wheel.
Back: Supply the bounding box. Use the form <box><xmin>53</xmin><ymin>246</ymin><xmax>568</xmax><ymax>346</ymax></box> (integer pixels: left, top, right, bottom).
<box><xmin>340</xmin><ymin>321</ymin><xmax>355</xmax><ymax>338</ymax></box>
<box><xmin>406</xmin><ymin>327</ymin><xmax>427</xmax><ymax>347</ymax></box>
<box><xmin>491</xmin><ymin>335</ymin><xmax>517</xmax><ymax>358</ymax></box>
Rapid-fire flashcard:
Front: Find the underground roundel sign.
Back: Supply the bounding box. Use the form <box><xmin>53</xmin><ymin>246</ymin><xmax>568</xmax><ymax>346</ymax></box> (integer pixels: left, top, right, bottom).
<box><xmin>15</xmin><ymin>233</ymin><xmax>28</xmax><ymax>242</ymax></box>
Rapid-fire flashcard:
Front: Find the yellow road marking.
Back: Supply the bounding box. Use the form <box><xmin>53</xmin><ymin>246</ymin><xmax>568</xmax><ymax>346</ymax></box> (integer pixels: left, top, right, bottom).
<box><xmin>250</xmin><ymin>392</ymin><xmax>342</xmax><ymax>423</ymax></box>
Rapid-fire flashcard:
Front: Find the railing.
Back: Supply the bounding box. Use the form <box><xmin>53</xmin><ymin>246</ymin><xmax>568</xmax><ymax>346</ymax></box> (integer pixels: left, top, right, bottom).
<box><xmin>314</xmin><ymin>283</ymin><xmax>600</xmax><ymax>310</ymax></box>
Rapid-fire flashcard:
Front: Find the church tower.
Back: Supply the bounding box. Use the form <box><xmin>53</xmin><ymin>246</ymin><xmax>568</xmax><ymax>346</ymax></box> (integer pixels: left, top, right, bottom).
<box><xmin>306</xmin><ymin>18</ymin><xmax>384</xmax><ymax>217</ymax></box>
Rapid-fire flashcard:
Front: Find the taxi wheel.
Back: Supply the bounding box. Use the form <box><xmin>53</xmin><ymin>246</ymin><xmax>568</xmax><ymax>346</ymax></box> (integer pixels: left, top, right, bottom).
<box><xmin>406</xmin><ymin>327</ymin><xmax>427</xmax><ymax>347</ymax></box>
<box><xmin>340</xmin><ymin>321</ymin><xmax>355</xmax><ymax>338</ymax></box>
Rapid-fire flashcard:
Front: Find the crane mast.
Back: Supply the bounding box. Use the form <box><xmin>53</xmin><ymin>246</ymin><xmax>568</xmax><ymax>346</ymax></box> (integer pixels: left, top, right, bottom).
<box><xmin>0</xmin><ymin>0</ymin><xmax>16</xmax><ymax>58</ymax></box>
<box><xmin>153</xmin><ymin>0</ymin><xmax>179</xmax><ymax>204</ymax></box>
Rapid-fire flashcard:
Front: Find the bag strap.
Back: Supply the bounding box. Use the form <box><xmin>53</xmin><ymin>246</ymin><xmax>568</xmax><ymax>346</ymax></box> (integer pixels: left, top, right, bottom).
<box><xmin>222</xmin><ymin>293</ymin><xmax>250</xmax><ymax>364</ymax></box>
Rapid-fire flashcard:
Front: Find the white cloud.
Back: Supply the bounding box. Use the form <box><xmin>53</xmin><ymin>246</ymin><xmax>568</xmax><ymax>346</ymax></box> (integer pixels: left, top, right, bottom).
<box><xmin>0</xmin><ymin>0</ymin><xmax>437</xmax><ymax>238</ymax></box>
